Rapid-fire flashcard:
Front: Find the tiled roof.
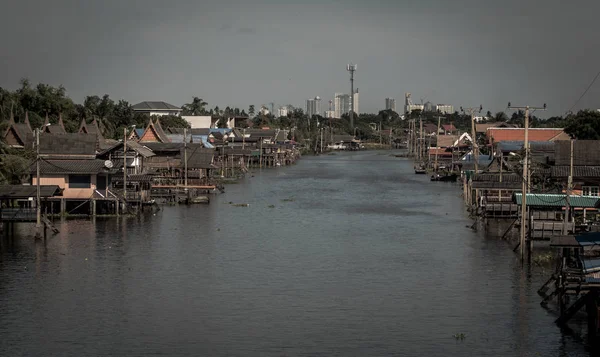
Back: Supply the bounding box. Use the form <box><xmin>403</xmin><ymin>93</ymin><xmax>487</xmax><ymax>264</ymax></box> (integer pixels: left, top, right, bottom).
<box><xmin>423</xmin><ymin>123</ymin><xmax>438</xmax><ymax>134</ymax></box>
<box><xmin>471</xmin><ymin>181</ymin><xmax>522</xmax><ymax>189</ymax></box>
<box><xmin>555</xmin><ymin>140</ymin><xmax>600</xmax><ymax>166</ymax></box>
<box><xmin>442</xmin><ymin>124</ymin><xmax>456</xmax><ymax>132</ymax></box>
<box><xmin>551</xmin><ymin>166</ymin><xmax>600</xmax><ymax>178</ymax></box>
<box><xmin>7</xmin><ymin>123</ymin><xmax>34</xmax><ymax>147</ymax></box>
<box><xmin>0</xmin><ymin>185</ymin><xmax>62</xmax><ymax>198</ymax></box>
<box><xmin>127</xmin><ymin>141</ymin><xmax>155</xmax><ymax>157</ymax></box>
<box><xmin>34</xmin><ymin>159</ymin><xmax>111</xmax><ymax>174</ymax></box>
<box><xmin>487</xmin><ymin>128</ymin><xmax>565</xmax><ymax>143</ymax></box>
<box><xmin>39</xmin><ymin>133</ymin><xmax>97</xmax><ymax>157</ymax></box>
<box><xmin>142</xmin><ymin>142</ymin><xmax>184</xmax><ymax>152</ymax></box>
<box><xmin>473</xmin><ymin>173</ymin><xmax>521</xmax><ymax>182</ymax></box>
<box><xmin>132</xmin><ymin>101</ymin><xmax>182</xmax><ymax>111</ymax></box>
<box><xmin>514</xmin><ymin>193</ymin><xmax>600</xmax><ymax>208</ymax></box>
<box><xmin>428</xmin><ymin>148</ymin><xmax>452</xmax><ymax>156</ymax></box>
<box><xmin>183</xmin><ymin>147</ymin><xmax>215</xmax><ymax>169</ymax></box>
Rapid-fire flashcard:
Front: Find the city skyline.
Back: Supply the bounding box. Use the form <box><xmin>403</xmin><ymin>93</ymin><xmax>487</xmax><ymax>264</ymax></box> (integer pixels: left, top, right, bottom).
<box><xmin>1</xmin><ymin>0</ymin><xmax>599</xmax><ymax>117</ymax></box>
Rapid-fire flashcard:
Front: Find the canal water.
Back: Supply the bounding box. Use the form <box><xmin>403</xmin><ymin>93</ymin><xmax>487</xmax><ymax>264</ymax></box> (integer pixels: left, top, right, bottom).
<box><xmin>0</xmin><ymin>150</ymin><xmax>591</xmax><ymax>356</ymax></box>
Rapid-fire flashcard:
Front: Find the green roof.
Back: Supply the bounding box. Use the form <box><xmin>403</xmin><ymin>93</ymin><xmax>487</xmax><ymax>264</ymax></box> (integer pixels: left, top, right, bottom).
<box><xmin>513</xmin><ymin>193</ymin><xmax>600</xmax><ymax>208</ymax></box>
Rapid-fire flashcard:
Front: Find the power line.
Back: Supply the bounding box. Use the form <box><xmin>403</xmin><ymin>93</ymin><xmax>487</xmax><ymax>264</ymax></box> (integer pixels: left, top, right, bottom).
<box><xmin>566</xmin><ymin>70</ymin><xmax>600</xmax><ymax>114</ymax></box>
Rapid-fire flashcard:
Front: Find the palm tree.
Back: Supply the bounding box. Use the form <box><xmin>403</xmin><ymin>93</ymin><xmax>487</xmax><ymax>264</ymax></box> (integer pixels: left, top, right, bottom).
<box><xmin>182</xmin><ymin>97</ymin><xmax>208</xmax><ymax>115</ymax></box>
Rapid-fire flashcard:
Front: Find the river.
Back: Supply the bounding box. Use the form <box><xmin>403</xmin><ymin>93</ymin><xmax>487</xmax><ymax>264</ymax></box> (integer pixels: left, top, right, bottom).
<box><xmin>0</xmin><ymin>150</ymin><xmax>591</xmax><ymax>356</ymax></box>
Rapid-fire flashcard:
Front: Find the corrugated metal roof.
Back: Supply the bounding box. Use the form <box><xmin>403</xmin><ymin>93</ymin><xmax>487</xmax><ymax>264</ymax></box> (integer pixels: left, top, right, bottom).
<box><xmin>0</xmin><ymin>185</ymin><xmax>61</xmax><ymax>198</ymax></box>
<box><xmin>513</xmin><ymin>193</ymin><xmax>600</xmax><ymax>208</ymax></box>
<box><xmin>39</xmin><ymin>133</ymin><xmax>97</xmax><ymax>157</ymax></box>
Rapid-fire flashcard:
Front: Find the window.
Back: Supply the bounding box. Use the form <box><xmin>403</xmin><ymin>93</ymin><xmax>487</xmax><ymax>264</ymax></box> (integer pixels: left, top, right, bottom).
<box><xmin>582</xmin><ymin>186</ymin><xmax>599</xmax><ymax>196</ymax></box>
<box><xmin>69</xmin><ymin>175</ymin><xmax>91</xmax><ymax>189</ymax></box>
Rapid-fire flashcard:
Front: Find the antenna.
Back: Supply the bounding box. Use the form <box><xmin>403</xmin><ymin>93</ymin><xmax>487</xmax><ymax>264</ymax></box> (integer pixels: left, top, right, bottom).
<box><xmin>346</xmin><ymin>63</ymin><xmax>357</xmax><ymax>130</ymax></box>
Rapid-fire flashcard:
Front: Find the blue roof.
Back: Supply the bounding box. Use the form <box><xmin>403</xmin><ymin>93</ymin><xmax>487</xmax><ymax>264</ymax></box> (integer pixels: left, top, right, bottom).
<box><xmin>192</xmin><ymin>135</ymin><xmax>214</xmax><ymax>148</ymax></box>
<box><xmin>460</xmin><ymin>152</ymin><xmax>494</xmax><ymax>166</ymax></box>
<box><xmin>498</xmin><ymin>141</ymin><xmax>550</xmax><ymax>152</ymax></box>
<box><xmin>209</xmin><ymin>128</ymin><xmax>232</xmax><ymax>135</ymax></box>
<box><xmin>134</xmin><ymin>128</ymin><xmax>144</xmax><ymax>137</ymax></box>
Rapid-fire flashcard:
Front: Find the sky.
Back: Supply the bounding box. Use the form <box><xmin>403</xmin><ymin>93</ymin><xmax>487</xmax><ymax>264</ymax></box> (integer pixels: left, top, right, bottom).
<box><xmin>1</xmin><ymin>0</ymin><xmax>599</xmax><ymax>117</ymax></box>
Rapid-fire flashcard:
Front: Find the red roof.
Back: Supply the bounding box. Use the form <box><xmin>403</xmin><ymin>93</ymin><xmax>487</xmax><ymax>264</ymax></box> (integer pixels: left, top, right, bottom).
<box><xmin>428</xmin><ymin>148</ymin><xmax>453</xmax><ymax>157</ymax></box>
<box><xmin>442</xmin><ymin>124</ymin><xmax>456</xmax><ymax>132</ymax></box>
<box><xmin>487</xmin><ymin>128</ymin><xmax>565</xmax><ymax>143</ymax></box>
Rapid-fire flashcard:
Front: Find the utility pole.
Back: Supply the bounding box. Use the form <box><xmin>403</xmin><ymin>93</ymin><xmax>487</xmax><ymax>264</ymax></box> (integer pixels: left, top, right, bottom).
<box><xmin>123</xmin><ymin>127</ymin><xmax>127</xmax><ymax>202</ymax></box>
<box><xmin>460</xmin><ymin>106</ymin><xmax>483</xmax><ymax>174</ymax></box>
<box><xmin>347</xmin><ymin>63</ymin><xmax>357</xmax><ymax>131</ymax></box>
<box><xmin>563</xmin><ymin>139</ymin><xmax>574</xmax><ymax>235</ymax></box>
<box><xmin>379</xmin><ymin>121</ymin><xmax>382</xmax><ymax>145</ymax></box>
<box><xmin>389</xmin><ymin>127</ymin><xmax>392</xmax><ymax>149</ymax></box>
<box><xmin>184</xmin><ymin>127</ymin><xmax>188</xmax><ymax>188</ymax></box>
<box><xmin>508</xmin><ymin>102</ymin><xmax>547</xmax><ymax>261</ymax></box>
<box><xmin>434</xmin><ymin>116</ymin><xmax>443</xmax><ymax>171</ymax></box>
<box><xmin>35</xmin><ymin>123</ymin><xmax>50</xmax><ymax>239</ymax></box>
<box><xmin>242</xmin><ymin>128</ymin><xmax>246</xmax><ymax>150</ymax></box>
<box><xmin>35</xmin><ymin>127</ymin><xmax>41</xmax><ymax>238</ymax></box>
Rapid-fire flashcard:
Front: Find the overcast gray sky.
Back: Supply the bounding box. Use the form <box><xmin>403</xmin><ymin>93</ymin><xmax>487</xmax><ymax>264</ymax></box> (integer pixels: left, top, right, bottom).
<box><xmin>1</xmin><ymin>0</ymin><xmax>598</xmax><ymax>117</ymax></box>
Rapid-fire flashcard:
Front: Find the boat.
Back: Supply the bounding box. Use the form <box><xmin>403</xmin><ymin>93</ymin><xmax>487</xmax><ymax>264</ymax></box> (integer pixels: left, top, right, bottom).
<box><xmin>414</xmin><ymin>166</ymin><xmax>427</xmax><ymax>174</ymax></box>
<box><xmin>430</xmin><ymin>173</ymin><xmax>458</xmax><ymax>182</ymax></box>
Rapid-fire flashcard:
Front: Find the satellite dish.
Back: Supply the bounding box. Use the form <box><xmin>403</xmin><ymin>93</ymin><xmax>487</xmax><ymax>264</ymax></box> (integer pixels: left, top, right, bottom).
<box><xmin>104</xmin><ymin>160</ymin><xmax>114</xmax><ymax>169</ymax></box>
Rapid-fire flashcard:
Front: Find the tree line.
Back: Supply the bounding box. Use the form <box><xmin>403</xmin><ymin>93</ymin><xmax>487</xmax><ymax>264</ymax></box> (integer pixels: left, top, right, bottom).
<box><xmin>1</xmin><ymin>79</ymin><xmax>599</xmax><ymax>143</ymax></box>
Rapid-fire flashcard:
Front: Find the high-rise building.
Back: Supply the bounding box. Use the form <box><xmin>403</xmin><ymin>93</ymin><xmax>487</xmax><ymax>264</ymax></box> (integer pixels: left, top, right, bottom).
<box><xmin>334</xmin><ymin>93</ymin><xmax>350</xmax><ymax>118</ymax></box>
<box><xmin>324</xmin><ymin>110</ymin><xmax>335</xmax><ymax>118</ymax></box>
<box><xmin>385</xmin><ymin>98</ymin><xmax>396</xmax><ymax>111</ymax></box>
<box><xmin>306</xmin><ymin>96</ymin><xmax>321</xmax><ymax>118</ymax></box>
<box><xmin>435</xmin><ymin>104</ymin><xmax>454</xmax><ymax>114</ymax></box>
<box><xmin>277</xmin><ymin>106</ymin><xmax>290</xmax><ymax>117</ymax></box>
<box><xmin>353</xmin><ymin>89</ymin><xmax>359</xmax><ymax>115</ymax></box>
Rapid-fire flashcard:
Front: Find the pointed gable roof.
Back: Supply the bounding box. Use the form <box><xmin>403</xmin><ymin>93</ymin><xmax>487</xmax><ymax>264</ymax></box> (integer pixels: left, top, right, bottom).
<box><xmin>45</xmin><ymin>112</ymin><xmax>67</xmax><ymax>134</ymax></box>
<box><xmin>4</xmin><ymin>111</ymin><xmax>33</xmax><ymax>148</ymax></box>
<box><xmin>78</xmin><ymin>117</ymin><xmax>104</xmax><ymax>140</ymax></box>
<box><xmin>139</xmin><ymin>118</ymin><xmax>171</xmax><ymax>143</ymax></box>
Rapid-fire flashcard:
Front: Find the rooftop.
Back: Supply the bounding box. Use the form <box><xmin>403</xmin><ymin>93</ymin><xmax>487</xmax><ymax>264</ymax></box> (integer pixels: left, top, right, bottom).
<box><xmin>132</xmin><ymin>101</ymin><xmax>182</xmax><ymax>111</ymax></box>
<box><xmin>487</xmin><ymin>128</ymin><xmax>565</xmax><ymax>143</ymax></box>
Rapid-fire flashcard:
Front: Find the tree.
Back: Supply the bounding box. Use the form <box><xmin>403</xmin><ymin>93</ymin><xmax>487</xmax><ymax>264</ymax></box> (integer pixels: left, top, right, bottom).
<box><xmin>564</xmin><ymin>110</ymin><xmax>600</xmax><ymax>139</ymax></box>
<box><xmin>182</xmin><ymin>97</ymin><xmax>208</xmax><ymax>115</ymax></box>
<box><xmin>248</xmin><ymin>105</ymin><xmax>255</xmax><ymax>118</ymax></box>
<box><xmin>151</xmin><ymin>115</ymin><xmax>190</xmax><ymax>129</ymax></box>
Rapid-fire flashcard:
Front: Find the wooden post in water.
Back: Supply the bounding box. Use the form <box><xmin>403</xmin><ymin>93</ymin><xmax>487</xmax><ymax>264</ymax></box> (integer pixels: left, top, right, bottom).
<box><xmin>434</xmin><ymin>116</ymin><xmax>441</xmax><ymax>171</ymax></box>
<box><xmin>419</xmin><ymin>118</ymin><xmax>423</xmax><ymax>162</ymax></box>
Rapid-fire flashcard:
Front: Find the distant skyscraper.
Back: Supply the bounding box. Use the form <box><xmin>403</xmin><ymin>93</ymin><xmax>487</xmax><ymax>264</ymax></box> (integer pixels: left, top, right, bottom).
<box><xmin>353</xmin><ymin>89</ymin><xmax>359</xmax><ymax>115</ymax></box>
<box><xmin>334</xmin><ymin>93</ymin><xmax>350</xmax><ymax>118</ymax></box>
<box><xmin>277</xmin><ymin>106</ymin><xmax>289</xmax><ymax>117</ymax></box>
<box><xmin>306</xmin><ymin>96</ymin><xmax>321</xmax><ymax>118</ymax></box>
<box><xmin>385</xmin><ymin>98</ymin><xmax>396</xmax><ymax>111</ymax></box>
<box><xmin>435</xmin><ymin>104</ymin><xmax>454</xmax><ymax>114</ymax></box>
